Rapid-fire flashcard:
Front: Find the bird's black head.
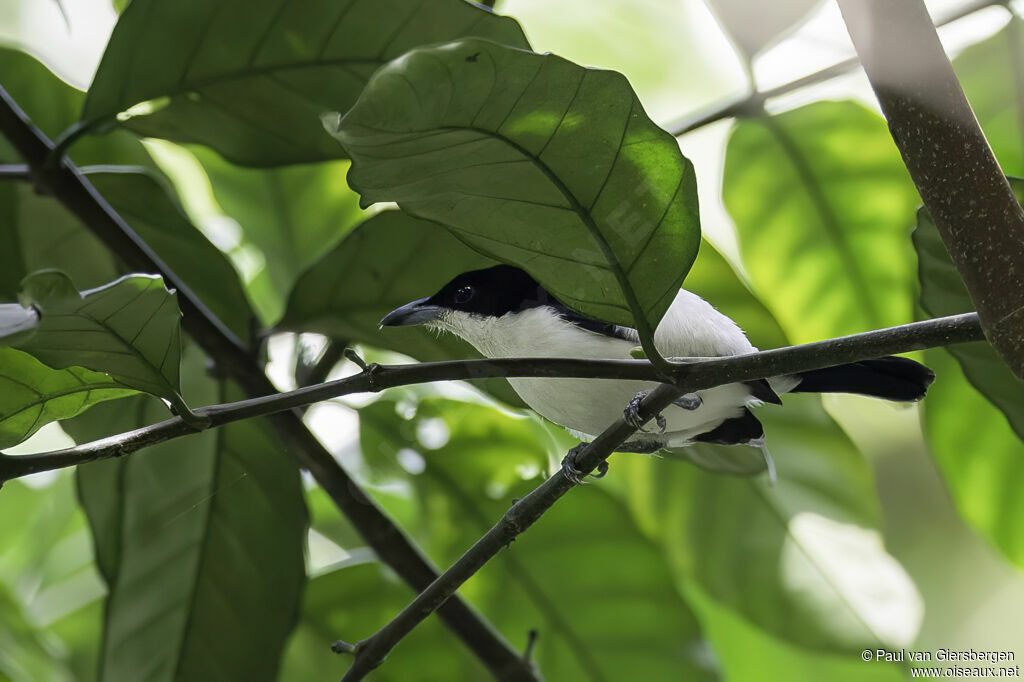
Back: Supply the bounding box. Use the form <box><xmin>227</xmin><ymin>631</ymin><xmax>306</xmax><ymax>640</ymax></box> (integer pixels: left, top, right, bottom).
<box><xmin>380</xmin><ymin>265</ymin><xmax>556</xmax><ymax>327</ymax></box>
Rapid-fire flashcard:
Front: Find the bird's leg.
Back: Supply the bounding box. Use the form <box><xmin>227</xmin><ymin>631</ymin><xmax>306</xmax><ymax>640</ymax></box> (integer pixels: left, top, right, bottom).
<box><xmin>560</xmin><ymin>443</ymin><xmax>608</xmax><ymax>485</ymax></box>
<box><xmin>673</xmin><ymin>393</ymin><xmax>702</xmax><ymax>410</ymax></box>
<box><xmin>624</xmin><ymin>391</ymin><xmax>667</xmax><ymax>433</ymax></box>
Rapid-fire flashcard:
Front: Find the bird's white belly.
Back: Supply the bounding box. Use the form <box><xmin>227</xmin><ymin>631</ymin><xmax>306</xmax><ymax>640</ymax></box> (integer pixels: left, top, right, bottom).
<box><xmin>507</xmin><ymin>376</ymin><xmax>751</xmax><ymax>444</ymax></box>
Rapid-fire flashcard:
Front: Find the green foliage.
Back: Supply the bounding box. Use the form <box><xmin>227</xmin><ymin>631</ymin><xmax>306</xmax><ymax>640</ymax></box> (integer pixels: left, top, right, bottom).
<box><xmin>68</xmin><ymin>349</ymin><xmax>307</xmax><ymax>682</ymax></box>
<box><xmin>0</xmin><ymin>348</ymin><xmax>134</xmax><ymax>450</ymax></box>
<box><xmin>724</xmin><ymin>101</ymin><xmax>920</xmax><ymax>343</ymax></box>
<box><xmin>82</xmin><ymin>0</ymin><xmax>529</xmax><ymax>166</ymax></box>
<box><xmin>331</xmin><ymin>38</ymin><xmax>701</xmax><ymax>334</ymax></box>
<box><xmin>914</xmin><ymin>186</ymin><xmax>1024</xmax><ymax>567</ymax></box>
<box><xmin>14</xmin><ymin>271</ymin><xmax>186</xmax><ymax>411</ymax></box>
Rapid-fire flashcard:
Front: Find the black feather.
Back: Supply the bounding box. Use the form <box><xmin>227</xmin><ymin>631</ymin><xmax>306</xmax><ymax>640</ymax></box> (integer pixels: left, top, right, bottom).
<box><xmin>792</xmin><ymin>356</ymin><xmax>935</xmax><ymax>402</ymax></box>
<box><xmin>693</xmin><ymin>409</ymin><xmax>764</xmax><ymax>445</ymax></box>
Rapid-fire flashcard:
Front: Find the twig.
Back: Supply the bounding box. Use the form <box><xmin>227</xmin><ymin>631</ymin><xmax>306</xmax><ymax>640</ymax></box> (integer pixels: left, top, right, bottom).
<box><xmin>0</xmin><ymin>164</ymin><xmax>31</xmax><ymax>180</ymax></box>
<box><xmin>321</xmin><ymin>312</ymin><xmax>982</xmax><ymax>680</ymax></box>
<box><xmin>838</xmin><ymin>0</ymin><xmax>1024</xmax><ymax>378</ymax></box>
<box><xmin>295</xmin><ymin>340</ymin><xmax>347</xmax><ymax>388</ymax></box>
<box><xmin>669</xmin><ymin>0</ymin><xmax>1007</xmax><ymax>137</ymax></box>
<box><xmin>0</xmin><ymin>312</ymin><xmax>982</xmax><ymax>484</ymax></box>
<box><xmin>0</xmin><ymin>86</ymin><xmax>540</xmax><ymax>682</ymax></box>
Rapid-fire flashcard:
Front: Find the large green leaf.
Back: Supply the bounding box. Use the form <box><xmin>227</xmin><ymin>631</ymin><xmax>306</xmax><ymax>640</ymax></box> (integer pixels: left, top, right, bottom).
<box><xmin>330</xmin><ymin>38</ymin><xmax>701</xmax><ymax>336</ymax></box>
<box><xmin>87</xmin><ymin>170</ymin><xmax>254</xmax><ymax>342</ymax></box>
<box><xmin>357</xmin><ymin>397</ymin><xmax>719</xmax><ymax>680</ymax></box>
<box><xmin>68</xmin><ymin>348</ymin><xmax>307</xmax><ymax>682</ymax></box>
<box><xmin>81</xmin><ymin>0</ymin><xmax>529</xmax><ymax>166</ymax></box>
<box><xmin>280</xmin><ymin>561</ymin><xmax>489</xmax><ymax>682</ymax></box>
<box><xmin>621</xmin><ymin>396</ymin><xmax>922</xmax><ymax>654</ymax></box>
<box><xmin>281</xmin><ymin>211</ymin><xmax>522</xmax><ymax>406</ymax></box>
<box><xmin>724</xmin><ymin>101</ymin><xmax>921</xmax><ymax>343</ymax></box>
<box><xmin>914</xmin><ymin>196</ymin><xmax>1024</xmax><ymax>566</ymax></box>
<box><xmin>192</xmin><ymin>147</ymin><xmax>364</xmax><ymax>324</ymax></box>
<box><xmin>0</xmin><ymin>348</ymin><xmax>134</xmax><ymax>450</ymax></box>
<box><xmin>15</xmin><ymin>272</ymin><xmax>185</xmax><ymax>409</ymax></box>
<box><xmin>954</xmin><ymin>17</ymin><xmax>1024</xmax><ymax>176</ymax></box>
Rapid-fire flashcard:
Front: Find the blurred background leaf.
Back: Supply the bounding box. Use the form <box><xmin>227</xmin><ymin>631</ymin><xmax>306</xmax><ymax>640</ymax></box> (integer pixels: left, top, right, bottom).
<box><xmin>724</xmin><ymin>101</ymin><xmax>920</xmax><ymax>343</ymax></box>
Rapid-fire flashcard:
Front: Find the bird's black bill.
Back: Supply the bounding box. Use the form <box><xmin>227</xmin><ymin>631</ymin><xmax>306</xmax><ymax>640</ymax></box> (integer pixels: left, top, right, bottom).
<box><xmin>379</xmin><ymin>297</ymin><xmax>443</xmax><ymax>328</ymax></box>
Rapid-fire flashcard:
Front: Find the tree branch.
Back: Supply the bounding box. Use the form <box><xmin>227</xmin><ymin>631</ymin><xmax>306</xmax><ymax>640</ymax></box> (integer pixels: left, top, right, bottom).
<box><xmin>838</xmin><ymin>0</ymin><xmax>1024</xmax><ymax>379</ymax></box>
<box><xmin>326</xmin><ymin>311</ymin><xmax>982</xmax><ymax>680</ymax></box>
<box><xmin>0</xmin><ymin>163</ymin><xmax>31</xmax><ymax>180</ymax></box>
<box><xmin>669</xmin><ymin>0</ymin><xmax>1006</xmax><ymax>137</ymax></box>
<box><xmin>0</xmin><ymin>313</ymin><xmax>982</xmax><ymax>484</ymax></box>
<box><xmin>0</xmin><ymin>86</ymin><xmax>539</xmax><ymax>682</ymax></box>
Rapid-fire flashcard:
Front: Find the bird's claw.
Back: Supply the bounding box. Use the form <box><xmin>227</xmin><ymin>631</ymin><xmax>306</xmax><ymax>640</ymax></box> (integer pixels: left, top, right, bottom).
<box><xmin>560</xmin><ymin>444</ymin><xmax>608</xmax><ymax>484</ymax></box>
<box><xmin>624</xmin><ymin>391</ymin><xmax>666</xmax><ymax>433</ymax></box>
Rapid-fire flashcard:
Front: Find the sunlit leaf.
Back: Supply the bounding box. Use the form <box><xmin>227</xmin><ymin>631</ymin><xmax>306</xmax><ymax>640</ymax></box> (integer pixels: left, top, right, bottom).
<box><xmin>724</xmin><ymin>101</ymin><xmax>920</xmax><ymax>343</ymax></box>
<box><xmin>621</xmin><ymin>396</ymin><xmax>922</xmax><ymax>653</ymax></box>
<box><xmin>16</xmin><ymin>271</ymin><xmax>185</xmax><ymax>408</ymax></box>
<box><xmin>82</xmin><ymin>0</ymin><xmax>529</xmax><ymax>166</ymax></box>
<box><xmin>69</xmin><ymin>348</ymin><xmax>307</xmax><ymax>682</ymax></box>
<box><xmin>281</xmin><ymin>211</ymin><xmax>523</xmax><ymax>406</ymax></box>
<box><xmin>330</xmin><ymin>38</ymin><xmax>701</xmax><ymax>335</ymax></box>
<box><xmin>954</xmin><ymin>16</ymin><xmax>1024</xmax><ymax>176</ymax></box>
<box><xmin>0</xmin><ymin>348</ymin><xmax>134</xmax><ymax>450</ymax></box>
<box><xmin>192</xmin><ymin>147</ymin><xmax>364</xmax><ymax>324</ymax></box>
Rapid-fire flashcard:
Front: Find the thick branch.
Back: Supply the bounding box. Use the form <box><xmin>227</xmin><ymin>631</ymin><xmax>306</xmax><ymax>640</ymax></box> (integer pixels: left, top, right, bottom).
<box><xmin>329</xmin><ymin>311</ymin><xmax>982</xmax><ymax>680</ymax></box>
<box><xmin>670</xmin><ymin>0</ymin><xmax>1005</xmax><ymax>137</ymax></box>
<box><xmin>0</xmin><ymin>87</ymin><xmax>538</xmax><ymax>682</ymax></box>
<box><xmin>838</xmin><ymin>0</ymin><xmax>1024</xmax><ymax>378</ymax></box>
<box><xmin>0</xmin><ymin>313</ymin><xmax>982</xmax><ymax>484</ymax></box>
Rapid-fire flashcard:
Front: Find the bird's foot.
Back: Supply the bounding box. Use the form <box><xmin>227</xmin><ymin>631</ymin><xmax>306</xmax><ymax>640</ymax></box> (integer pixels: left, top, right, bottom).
<box><xmin>624</xmin><ymin>391</ymin><xmax>667</xmax><ymax>433</ymax></box>
<box><xmin>674</xmin><ymin>393</ymin><xmax>702</xmax><ymax>411</ymax></box>
<box><xmin>560</xmin><ymin>444</ymin><xmax>609</xmax><ymax>485</ymax></box>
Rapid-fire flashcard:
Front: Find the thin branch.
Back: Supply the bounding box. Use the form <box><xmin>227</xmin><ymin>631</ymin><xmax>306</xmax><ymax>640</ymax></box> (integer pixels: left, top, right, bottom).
<box><xmin>838</xmin><ymin>0</ymin><xmax>1024</xmax><ymax>378</ymax></box>
<box><xmin>669</xmin><ymin>0</ymin><xmax>1007</xmax><ymax>137</ymax></box>
<box><xmin>0</xmin><ymin>313</ymin><xmax>982</xmax><ymax>484</ymax></box>
<box><xmin>0</xmin><ymin>86</ymin><xmax>539</xmax><ymax>682</ymax></box>
<box><xmin>0</xmin><ymin>164</ymin><xmax>31</xmax><ymax>180</ymax></box>
<box><xmin>295</xmin><ymin>339</ymin><xmax>348</xmax><ymax>388</ymax></box>
<box><xmin>334</xmin><ymin>312</ymin><xmax>980</xmax><ymax>680</ymax></box>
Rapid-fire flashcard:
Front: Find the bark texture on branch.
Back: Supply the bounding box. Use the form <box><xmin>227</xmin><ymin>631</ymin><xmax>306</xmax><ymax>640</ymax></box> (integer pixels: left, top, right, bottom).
<box><xmin>838</xmin><ymin>0</ymin><xmax>1024</xmax><ymax>379</ymax></box>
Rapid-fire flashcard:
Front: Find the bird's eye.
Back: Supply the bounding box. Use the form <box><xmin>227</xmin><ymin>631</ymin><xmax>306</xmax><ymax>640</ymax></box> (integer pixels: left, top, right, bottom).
<box><xmin>454</xmin><ymin>286</ymin><xmax>475</xmax><ymax>304</ymax></box>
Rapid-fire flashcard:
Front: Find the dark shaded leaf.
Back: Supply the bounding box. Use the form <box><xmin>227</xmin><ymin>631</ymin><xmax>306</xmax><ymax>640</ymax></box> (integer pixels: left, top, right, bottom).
<box><xmin>724</xmin><ymin>101</ymin><xmax>920</xmax><ymax>343</ymax></box>
<box><xmin>281</xmin><ymin>211</ymin><xmax>522</xmax><ymax>406</ymax></box>
<box><xmin>82</xmin><ymin>0</ymin><xmax>529</xmax><ymax>166</ymax></box>
<box><xmin>0</xmin><ymin>348</ymin><xmax>134</xmax><ymax>450</ymax></box>
<box><xmin>16</xmin><ymin>271</ymin><xmax>184</xmax><ymax>408</ymax></box>
<box><xmin>330</xmin><ymin>38</ymin><xmax>701</xmax><ymax>334</ymax></box>
<box><xmin>69</xmin><ymin>348</ymin><xmax>307</xmax><ymax>682</ymax></box>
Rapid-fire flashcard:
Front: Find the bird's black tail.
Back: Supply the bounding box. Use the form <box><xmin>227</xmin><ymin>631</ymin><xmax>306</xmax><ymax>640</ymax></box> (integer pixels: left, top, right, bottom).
<box><xmin>791</xmin><ymin>356</ymin><xmax>934</xmax><ymax>402</ymax></box>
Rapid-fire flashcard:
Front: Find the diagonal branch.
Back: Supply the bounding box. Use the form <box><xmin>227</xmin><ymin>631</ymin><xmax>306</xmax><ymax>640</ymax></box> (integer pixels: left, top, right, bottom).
<box><xmin>669</xmin><ymin>0</ymin><xmax>1006</xmax><ymax>137</ymax></box>
<box><xmin>837</xmin><ymin>0</ymin><xmax>1024</xmax><ymax>379</ymax></box>
<box><xmin>319</xmin><ymin>311</ymin><xmax>981</xmax><ymax>680</ymax></box>
<box><xmin>0</xmin><ymin>86</ymin><xmax>539</xmax><ymax>682</ymax></box>
<box><xmin>0</xmin><ymin>313</ymin><xmax>982</xmax><ymax>485</ymax></box>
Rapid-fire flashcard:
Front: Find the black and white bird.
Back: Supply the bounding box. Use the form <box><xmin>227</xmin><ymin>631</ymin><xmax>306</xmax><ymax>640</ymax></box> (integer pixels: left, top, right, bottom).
<box><xmin>380</xmin><ymin>265</ymin><xmax>933</xmax><ymax>479</ymax></box>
